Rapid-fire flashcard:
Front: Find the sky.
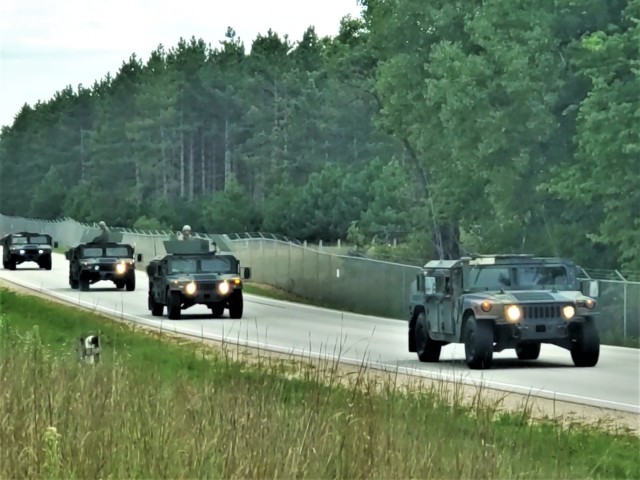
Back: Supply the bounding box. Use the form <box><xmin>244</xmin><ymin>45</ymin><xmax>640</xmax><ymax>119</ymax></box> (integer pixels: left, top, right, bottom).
<box><xmin>0</xmin><ymin>0</ymin><xmax>364</xmax><ymax>129</ymax></box>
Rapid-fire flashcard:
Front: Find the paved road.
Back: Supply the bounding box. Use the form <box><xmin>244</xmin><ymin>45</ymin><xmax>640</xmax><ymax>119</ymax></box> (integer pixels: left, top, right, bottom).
<box><xmin>1</xmin><ymin>250</ymin><xmax>638</xmax><ymax>414</ymax></box>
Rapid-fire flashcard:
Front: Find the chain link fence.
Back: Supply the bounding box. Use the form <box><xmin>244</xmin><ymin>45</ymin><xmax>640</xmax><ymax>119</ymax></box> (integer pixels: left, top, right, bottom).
<box><xmin>1</xmin><ymin>214</ymin><xmax>637</xmax><ymax>346</ymax></box>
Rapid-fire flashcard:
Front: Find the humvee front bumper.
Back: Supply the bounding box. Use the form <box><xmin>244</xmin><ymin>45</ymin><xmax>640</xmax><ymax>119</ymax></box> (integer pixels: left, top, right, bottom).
<box><xmin>490</xmin><ymin>302</ymin><xmax>594</xmax><ymax>342</ymax></box>
<box><xmin>81</xmin><ymin>262</ymin><xmax>134</xmax><ymax>281</ymax></box>
<box><xmin>173</xmin><ymin>279</ymin><xmax>242</xmax><ymax>303</ymax></box>
<box><xmin>10</xmin><ymin>248</ymin><xmax>49</xmax><ymax>262</ymax></box>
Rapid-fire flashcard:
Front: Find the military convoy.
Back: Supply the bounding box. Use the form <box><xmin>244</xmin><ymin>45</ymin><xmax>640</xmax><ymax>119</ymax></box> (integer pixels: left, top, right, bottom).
<box><xmin>65</xmin><ymin>240</ymin><xmax>142</xmax><ymax>291</ymax></box>
<box><xmin>408</xmin><ymin>254</ymin><xmax>601</xmax><ymax>369</ymax></box>
<box><xmin>146</xmin><ymin>238</ymin><xmax>251</xmax><ymax>320</ymax></box>
<box><xmin>1</xmin><ymin>232</ymin><xmax>58</xmax><ymax>270</ymax></box>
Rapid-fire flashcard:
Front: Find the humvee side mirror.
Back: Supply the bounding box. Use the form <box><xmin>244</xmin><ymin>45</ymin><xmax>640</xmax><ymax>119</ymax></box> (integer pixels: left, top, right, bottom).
<box><xmin>243</xmin><ymin>267</ymin><xmax>252</xmax><ymax>280</ymax></box>
<box><xmin>581</xmin><ymin>279</ymin><xmax>599</xmax><ymax>298</ymax></box>
<box><xmin>424</xmin><ymin>276</ymin><xmax>436</xmax><ymax>295</ymax></box>
<box><xmin>53</xmin><ymin>241</ymin><xmax>59</xmax><ymax>248</ymax></box>
<box><xmin>137</xmin><ymin>253</ymin><xmax>143</xmax><ymax>262</ymax></box>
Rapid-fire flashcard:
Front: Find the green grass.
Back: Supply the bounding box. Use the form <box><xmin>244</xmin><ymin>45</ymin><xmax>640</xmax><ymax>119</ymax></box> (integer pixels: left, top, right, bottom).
<box><xmin>1</xmin><ymin>287</ymin><xmax>639</xmax><ymax>479</ymax></box>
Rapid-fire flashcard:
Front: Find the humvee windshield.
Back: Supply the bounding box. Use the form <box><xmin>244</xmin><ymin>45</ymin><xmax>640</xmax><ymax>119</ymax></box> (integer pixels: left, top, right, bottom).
<box><xmin>81</xmin><ymin>246</ymin><xmax>132</xmax><ymax>258</ymax></box>
<box><xmin>469</xmin><ymin>265</ymin><xmax>570</xmax><ymax>290</ymax></box>
<box><xmin>11</xmin><ymin>235</ymin><xmax>49</xmax><ymax>245</ymax></box>
<box><xmin>169</xmin><ymin>257</ymin><xmax>233</xmax><ymax>274</ymax></box>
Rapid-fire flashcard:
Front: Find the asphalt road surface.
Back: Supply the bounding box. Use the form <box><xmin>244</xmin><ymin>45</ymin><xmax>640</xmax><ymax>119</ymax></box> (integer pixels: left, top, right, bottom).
<box><xmin>1</xmin><ymin>249</ymin><xmax>638</xmax><ymax>414</ymax></box>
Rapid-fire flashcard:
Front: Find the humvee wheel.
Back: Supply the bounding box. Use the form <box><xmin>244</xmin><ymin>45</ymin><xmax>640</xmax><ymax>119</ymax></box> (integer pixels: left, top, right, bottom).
<box><xmin>6</xmin><ymin>258</ymin><xmax>16</xmax><ymax>270</ymax></box>
<box><xmin>79</xmin><ymin>273</ymin><xmax>90</xmax><ymax>291</ymax></box>
<box><xmin>516</xmin><ymin>342</ymin><xmax>541</xmax><ymax>360</ymax></box>
<box><xmin>149</xmin><ymin>293</ymin><xmax>164</xmax><ymax>316</ymax></box>
<box><xmin>167</xmin><ymin>291</ymin><xmax>182</xmax><ymax>320</ymax></box>
<box><xmin>114</xmin><ymin>280</ymin><xmax>125</xmax><ymax>289</ymax></box>
<box><xmin>463</xmin><ymin>315</ymin><xmax>493</xmax><ymax>369</ymax></box>
<box><xmin>2</xmin><ymin>260</ymin><xmax>8</xmax><ymax>269</ymax></box>
<box><xmin>229</xmin><ymin>291</ymin><xmax>243</xmax><ymax>319</ymax></box>
<box><xmin>69</xmin><ymin>270</ymin><xmax>79</xmax><ymax>289</ymax></box>
<box><xmin>571</xmin><ymin>319</ymin><xmax>600</xmax><ymax>367</ymax></box>
<box><xmin>415</xmin><ymin>312</ymin><xmax>441</xmax><ymax>362</ymax></box>
<box><xmin>210</xmin><ymin>303</ymin><xmax>225</xmax><ymax>318</ymax></box>
<box><xmin>39</xmin><ymin>255</ymin><xmax>52</xmax><ymax>270</ymax></box>
<box><xmin>125</xmin><ymin>272</ymin><xmax>136</xmax><ymax>292</ymax></box>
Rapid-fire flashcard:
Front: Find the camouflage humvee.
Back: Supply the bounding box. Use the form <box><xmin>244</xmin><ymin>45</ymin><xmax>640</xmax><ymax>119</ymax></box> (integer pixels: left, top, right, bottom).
<box><xmin>2</xmin><ymin>232</ymin><xmax>58</xmax><ymax>270</ymax></box>
<box><xmin>65</xmin><ymin>233</ymin><xmax>142</xmax><ymax>291</ymax></box>
<box><xmin>146</xmin><ymin>238</ymin><xmax>251</xmax><ymax>320</ymax></box>
<box><xmin>408</xmin><ymin>254</ymin><xmax>600</xmax><ymax>369</ymax></box>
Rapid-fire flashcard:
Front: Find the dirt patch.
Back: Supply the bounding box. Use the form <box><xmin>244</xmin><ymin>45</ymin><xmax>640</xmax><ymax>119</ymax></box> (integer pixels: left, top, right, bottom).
<box><xmin>1</xmin><ymin>277</ymin><xmax>638</xmax><ymax>436</ymax></box>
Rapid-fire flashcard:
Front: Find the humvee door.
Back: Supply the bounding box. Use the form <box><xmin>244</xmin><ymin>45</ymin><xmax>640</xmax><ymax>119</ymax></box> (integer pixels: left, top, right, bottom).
<box><xmin>428</xmin><ymin>269</ymin><xmax>456</xmax><ymax>334</ymax></box>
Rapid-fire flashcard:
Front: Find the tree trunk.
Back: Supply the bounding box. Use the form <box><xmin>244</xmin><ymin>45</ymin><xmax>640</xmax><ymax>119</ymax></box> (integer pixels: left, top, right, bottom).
<box><xmin>188</xmin><ymin>134</ymin><xmax>194</xmax><ymax>201</ymax></box>
<box><xmin>211</xmin><ymin>136</ymin><xmax>217</xmax><ymax>192</ymax></box>
<box><xmin>224</xmin><ymin>118</ymin><xmax>231</xmax><ymax>190</ymax></box>
<box><xmin>160</xmin><ymin>126</ymin><xmax>168</xmax><ymax>200</ymax></box>
<box><xmin>201</xmin><ymin>133</ymin><xmax>206</xmax><ymax>195</ymax></box>
<box><xmin>180</xmin><ymin>118</ymin><xmax>185</xmax><ymax>199</ymax></box>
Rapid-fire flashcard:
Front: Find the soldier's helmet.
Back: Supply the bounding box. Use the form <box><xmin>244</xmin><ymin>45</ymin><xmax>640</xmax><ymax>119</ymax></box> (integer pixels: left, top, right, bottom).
<box><xmin>98</xmin><ymin>221</ymin><xmax>107</xmax><ymax>230</ymax></box>
<box><xmin>182</xmin><ymin>225</ymin><xmax>191</xmax><ymax>233</ymax></box>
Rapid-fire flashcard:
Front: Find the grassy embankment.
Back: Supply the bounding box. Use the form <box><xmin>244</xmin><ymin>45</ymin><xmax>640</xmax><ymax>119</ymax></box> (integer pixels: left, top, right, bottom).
<box><xmin>0</xmin><ymin>287</ymin><xmax>639</xmax><ymax>479</ymax></box>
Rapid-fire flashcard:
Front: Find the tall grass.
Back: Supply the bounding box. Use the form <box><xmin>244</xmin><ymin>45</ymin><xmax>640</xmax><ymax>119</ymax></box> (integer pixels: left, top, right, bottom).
<box><xmin>0</xmin><ymin>287</ymin><xmax>639</xmax><ymax>479</ymax></box>
<box><xmin>0</xmin><ymin>327</ymin><xmax>637</xmax><ymax>478</ymax></box>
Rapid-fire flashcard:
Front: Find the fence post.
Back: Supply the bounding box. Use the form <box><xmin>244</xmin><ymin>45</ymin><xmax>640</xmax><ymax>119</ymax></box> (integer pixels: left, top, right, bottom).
<box><xmin>615</xmin><ymin>270</ymin><xmax>627</xmax><ymax>340</ymax></box>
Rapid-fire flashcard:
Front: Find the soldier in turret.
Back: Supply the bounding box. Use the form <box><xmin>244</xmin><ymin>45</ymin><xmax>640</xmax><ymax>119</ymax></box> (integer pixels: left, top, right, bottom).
<box><xmin>179</xmin><ymin>225</ymin><xmax>192</xmax><ymax>240</ymax></box>
<box><xmin>92</xmin><ymin>221</ymin><xmax>110</xmax><ymax>243</ymax></box>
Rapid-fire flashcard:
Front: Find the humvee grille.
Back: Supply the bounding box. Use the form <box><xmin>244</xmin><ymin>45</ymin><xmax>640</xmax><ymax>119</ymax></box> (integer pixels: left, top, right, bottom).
<box><xmin>523</xmin><ymin>304</ymin><xmax>561</xmax><ymax>320</ymax></box>
<box><xmin>197</xmin><ymin>282</ymin><xmax>217</xmax><ymax>291</ymax></box>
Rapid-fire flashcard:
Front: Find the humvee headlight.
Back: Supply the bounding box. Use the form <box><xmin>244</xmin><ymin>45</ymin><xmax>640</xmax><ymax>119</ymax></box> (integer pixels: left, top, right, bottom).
<box><xmin>115</xmin><ymin>263</ymin><xmax>126</xmax><ymax>274</ymax></box>
<box><xmin>505</xmin><ymin>305</ymin><xmax>522</xmax><ymax>322</ymax></box>
<box><xmin>19</xmin><ymin>249</ymin><xmax>25</xmax><ymax>255</ymax></box>
<box><xmin>233</xmin><ymin>278</ymin><xmax>241</xmax><ymax>285</ymax></box>
<box><xmin>562</xmin><ymin>305</ymin><xmax>575</xmax><ymax>319</ymax></box>
<box><xmin>185</xmin><ymin>282</ymin><xmax>197</xmax><ymax>295</ymax></box>
<box><xmin>218</xmin><ymin>281</ymin><xmax>230</xmax><ymax>295</ymax></box>
<box><xmin>38</xmin><ymin>249</ymin><xmax>44</xmax><ymax>254</ymax></box>
<box><xmin>584</xmin><ymin>299</ymin><xmax>595</xmax><ymax>309</ymax></box>
<box><xmin>480</xmin><ymin>301</ymin><xmax>492</xmax><ymax>312</ymax></box>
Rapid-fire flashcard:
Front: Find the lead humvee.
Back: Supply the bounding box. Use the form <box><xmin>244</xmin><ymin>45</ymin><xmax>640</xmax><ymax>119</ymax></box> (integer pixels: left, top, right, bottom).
<box><xmin>146</xmin><ymin>238</ymin><xmax>251</xmax><ymax>320</ymax></box>
<box><xmin>408</xmin><ymin>254</ymin><xmax>601</xmax><ymax>369</ymax></box>
<box><xmin>65</xmin><ymin>232</ymin><xmax>142</xmax><ymax>291</ymax></box>
<box><xmin>2</xmin><ymin>232</ymin><xmax>58</xmax><ymax>270</ymax></box>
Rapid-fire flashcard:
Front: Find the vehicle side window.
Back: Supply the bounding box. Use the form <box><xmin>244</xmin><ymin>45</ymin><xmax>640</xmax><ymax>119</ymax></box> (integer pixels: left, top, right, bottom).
<box><xmin>443</xmin><ymin>276</ymin><xmax>452</xmax><ymax>296</ymax></box>
<box><xmin>434</xmin><ymin>272</ymin><xmax>447</xmax><ymax>294</ymax></box>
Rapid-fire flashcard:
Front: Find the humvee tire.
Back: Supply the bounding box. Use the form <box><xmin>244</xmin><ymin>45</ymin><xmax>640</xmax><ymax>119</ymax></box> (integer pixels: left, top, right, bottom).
<box><xmin>229</xmin><ymin>291</ymin><xmax>244</xmax><ymax>319</ymax></box>
<box><xmin>148</xmin><ymin>293</ymin><xmax>164</xmax><ymax>316</ymax></box>
<box><xmin>415</xmin><ymin>312</ymin><xmax>441</xmax><ymax>362</ymax></box>
<box><xmin>79</xmin><ymin>272</ymin><xmax>90</xmax><ymax>291</ymax></box>
<box><xmin>125</xmin><ymin>272</ymin><xmax>136</xmax><ymax>291</ymax></box>
<box><xmin>167</xmin><ymin>291</ymin><xmax>181</xmax><ymax>320</ymax></box>
<box><xmin>463</xmin><ymin>315</ymin><xmax>493</xmax><ymax>369</ymax></box>
<box><xmin>571</xmin><ymin>319</ymin><xmax>600</xmax><ymax>367</ymax></box>
<box><xmin>39</xmin><ymin>255</ymin><xmax>52</xmax><ymax>270</ymax></box>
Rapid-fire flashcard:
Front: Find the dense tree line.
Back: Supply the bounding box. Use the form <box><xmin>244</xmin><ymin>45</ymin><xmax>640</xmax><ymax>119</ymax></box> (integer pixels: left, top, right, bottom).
<box><xmin>1</xmin><ymin>0</ymin><xmax>638</xmax><ymax>270</ymax></box>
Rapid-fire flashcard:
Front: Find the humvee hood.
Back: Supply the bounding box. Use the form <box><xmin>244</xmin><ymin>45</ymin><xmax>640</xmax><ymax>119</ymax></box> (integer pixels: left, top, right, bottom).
<box><xmin>82</xmin><ymin>257</ymin><xmax>131</xmax><ymax>263</ymax></box>
<box><xmin>11</xmin><ymin>243</ymin><xmax>51</xmax><ymax>250</ymax></box>
<box><xmin>469</xmin><ymin>290</ymin><xmax>588</xmax><ymax>304</ymax></box>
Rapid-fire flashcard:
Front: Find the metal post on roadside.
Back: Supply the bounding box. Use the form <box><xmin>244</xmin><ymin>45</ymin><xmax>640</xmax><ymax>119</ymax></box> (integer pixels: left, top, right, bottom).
<box><xmin>615</xmin><ymin>270</ymin><xmax>627</xmax><ymax>340</ymax></box>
